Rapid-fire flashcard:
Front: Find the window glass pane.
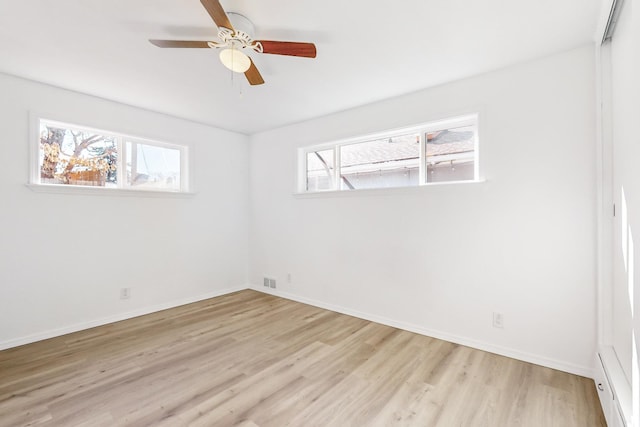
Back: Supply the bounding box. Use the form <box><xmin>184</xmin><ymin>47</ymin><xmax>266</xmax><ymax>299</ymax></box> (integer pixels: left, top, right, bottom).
<box><xmin>426</xmin><ymin>125</ymin><xmax>476</xmax><ymax>183</ymax></box>
<box><xmin>126</xmin><ymin>142</ymin><xmax>181</xmax><ymax>191</ymax></box>
<box><xmin>339</xmin><ymin>133</ymin><xmax>420</xmax><ymax>190</ymax></box>
<box><xmin>39</xmin><ymin>122</ymin><xmax>117</xmax><ymax>187</ymax></box>
<box><xmin>306</xmin><ymin>149</ymin><xmax>334</xmax><ymax>191</ymax></box>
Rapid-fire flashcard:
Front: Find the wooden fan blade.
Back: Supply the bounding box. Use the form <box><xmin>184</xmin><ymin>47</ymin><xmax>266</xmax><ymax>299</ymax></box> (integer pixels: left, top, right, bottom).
<box><xmin>244</xmin><ymin>59</ymin><xmax>264</xmax><ymax>85</ymax></box>
<box><xmin>257</xmin><ymin>41</ymin><xmax>317</xmax><ymax>58</ymax></box>
<box><xmin>200</xmin><ymin>0</ymin><xmax>233</xmax><ymax>30</ymax></box>
<box><xmin>149</xmin><ymin>40</ymin><xmax>212</xmax><ymax>48</ymax></box>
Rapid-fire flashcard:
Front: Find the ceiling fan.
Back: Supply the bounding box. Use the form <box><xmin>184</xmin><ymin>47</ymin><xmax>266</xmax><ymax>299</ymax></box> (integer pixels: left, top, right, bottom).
<box><xmin>150</xmin><ymin>0</ymin><xmax>317</xmax><ymax>86</ymax></box>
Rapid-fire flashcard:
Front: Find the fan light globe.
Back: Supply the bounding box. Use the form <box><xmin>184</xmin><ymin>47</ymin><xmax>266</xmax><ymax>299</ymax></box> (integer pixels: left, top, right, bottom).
<box><xmin>219</xmin><ymin>48</ymin><xmax>251</xmax><ymax>73</ymax></box>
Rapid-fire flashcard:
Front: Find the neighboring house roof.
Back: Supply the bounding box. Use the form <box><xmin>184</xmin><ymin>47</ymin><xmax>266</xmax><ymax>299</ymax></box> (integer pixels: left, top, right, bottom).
<box><xmin>307</xmin><ymin>128</ymin><xmax>475</xmax><ymax>174</ymax></box>
<box><xmin>339</xmin><ymin>130</ymin><xmax>474</xmax><ymax>169</ymax></box>
<box><xmin>340</xmin><ymin>134</ymin><xmax>419</xmax><ymax>168</ymax></box>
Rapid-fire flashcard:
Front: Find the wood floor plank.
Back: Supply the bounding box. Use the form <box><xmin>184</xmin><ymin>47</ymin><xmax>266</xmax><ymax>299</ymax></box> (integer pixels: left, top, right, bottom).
<box><xmin>0</xmin><ymin>290</ymin><xmax>606</xmax><ymax>426</ymax></box>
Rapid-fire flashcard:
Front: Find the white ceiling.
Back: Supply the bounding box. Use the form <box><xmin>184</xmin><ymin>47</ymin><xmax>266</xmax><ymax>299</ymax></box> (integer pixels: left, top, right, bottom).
<box><xmin>0</xmin><ymin>0</ymin><xmax>602</xmax><ymax>134</ymax></box>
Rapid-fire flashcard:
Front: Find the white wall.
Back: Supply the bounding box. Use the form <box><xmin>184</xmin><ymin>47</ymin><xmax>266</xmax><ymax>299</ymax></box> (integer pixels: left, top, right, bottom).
<box><xmin>249</xmin><ymin>46</ymin><xmax>597</xmax><ymax>376</ymax></box>
<box><xmin>0</xmin><ymin>46</ymin><xmax>599</xmax><ymax>378</ymax></box>
<box><xmin>0</xmin><ymin>73</ymin><xmax>250</xmax><ymax>349</ymax></box>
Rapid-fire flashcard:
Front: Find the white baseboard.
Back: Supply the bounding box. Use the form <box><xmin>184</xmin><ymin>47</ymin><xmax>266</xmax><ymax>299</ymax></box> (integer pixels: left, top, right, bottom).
<box><xmin>0</xmin><ymin>285</ymin><xmax>246</xmax><ymax>351</ymax></box>
<box><xmin>2</xmin><ymin>284</ymin><xmax>595</xmax><ymax>379</ymax></box>
<box><xmin>251</xmin><ymin>285</ymin><xmax>595</xmax><ymax>378</ymax></box>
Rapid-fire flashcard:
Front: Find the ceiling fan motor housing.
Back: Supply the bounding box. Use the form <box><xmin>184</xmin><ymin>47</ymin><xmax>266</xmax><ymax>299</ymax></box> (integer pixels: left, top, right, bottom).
<box><xmin>208</xmin><ymin>12</ymin><xmax>263</xmax><ymax>53</ymax></box>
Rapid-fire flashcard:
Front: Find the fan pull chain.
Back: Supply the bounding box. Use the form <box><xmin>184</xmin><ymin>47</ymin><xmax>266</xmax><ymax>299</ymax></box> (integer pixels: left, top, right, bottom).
<box><xmin>228</xmin><ymin>67</ymin><xmax>243</xmax><ymax>98</ymax></box>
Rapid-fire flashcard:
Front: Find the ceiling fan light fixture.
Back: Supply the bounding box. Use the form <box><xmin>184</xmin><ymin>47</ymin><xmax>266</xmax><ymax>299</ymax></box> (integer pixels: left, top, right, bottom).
<box><xmin>219</xmin><ymin>48</ymin><xmax>251</xmax><ymax>73</ymax></box>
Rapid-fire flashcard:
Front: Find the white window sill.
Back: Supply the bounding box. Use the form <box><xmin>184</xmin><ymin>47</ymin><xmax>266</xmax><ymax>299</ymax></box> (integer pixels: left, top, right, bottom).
<box><xmin>26</xmin><ymin>183</ymin><xmax>196</xmax><ymax>198</ymax></box>
<box><xmin>294</xmin><ymin>179</ymin><xmax>486</xmax><ymax>198</ymax></box>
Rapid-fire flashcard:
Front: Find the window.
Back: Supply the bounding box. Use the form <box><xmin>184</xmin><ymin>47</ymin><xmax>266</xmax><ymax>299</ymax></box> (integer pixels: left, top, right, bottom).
<box><xmin>306</xmin><ymin>148</ymin><xmax>334</xmax><ymax>192</ymax></box>
<box><xmin>125</xmin><ymin>141</ymin><xmax>182</xmax><ymax>191</ymax></box>
<box><xmin>425</xmin><ymin>123</ymin><xmax>476</xmax><ymax>183</ymax></box>
<box><xmin>300</xmin><ymin>114</ymin><xmax>478</xmax><ymax>192</ymax></box>
<box><xmin>340</xmin><ymin>133</ymin><xmax>420</xmax><ymax>190</ymax></box>
<box><xmin>35</xmin><ymin>118</ymin><xmax>188</xmax><ymax>192</ymax></box>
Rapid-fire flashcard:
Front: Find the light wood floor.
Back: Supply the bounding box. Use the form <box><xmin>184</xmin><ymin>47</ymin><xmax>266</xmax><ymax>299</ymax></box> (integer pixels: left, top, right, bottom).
<box><xmin>0</xmin><ymin>290</ymin><xmax>605</xmax><ymax>426</ymax></box>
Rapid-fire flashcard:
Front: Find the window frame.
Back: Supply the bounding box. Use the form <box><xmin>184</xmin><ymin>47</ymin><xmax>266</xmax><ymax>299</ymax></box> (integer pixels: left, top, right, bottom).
<box><xmin>30</xmin><ymin>116</ymin><xmax>191</xmax><ymax>194</ymax></box>
<box><xmin>304</xmin><ymin>147</ymin><xmax>337</xmax><ymax>192</ymax></box>
<box><xmin>297</xmin><ymin>114</ymin><xmax>480</xmax><ymax>194</ymax></box>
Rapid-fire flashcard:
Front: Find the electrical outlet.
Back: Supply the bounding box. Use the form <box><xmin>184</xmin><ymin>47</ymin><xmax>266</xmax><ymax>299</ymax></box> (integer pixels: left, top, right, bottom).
<box><xmin>493</xmin><ymin>312</ymin><xmax>504</xmax><ymax>329</ymax></box>
<box><xmin>263</xmin><ymin>277</ymin><xmax>269</xmax><ymax>287</ymax></box>
<box><xmin>269</xmin><ymin>278</ymin><xmax>276</xmax><ymax>289</ymax></box>
<box><xmin>120</xmin><ymin>288</ymin><xmax>131</xmax><ymax>300</ymax></box>
<box><xmin>287</xmin><ymin>273</ymin><xmax>291</xmax><ymax>284</ymax></box>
